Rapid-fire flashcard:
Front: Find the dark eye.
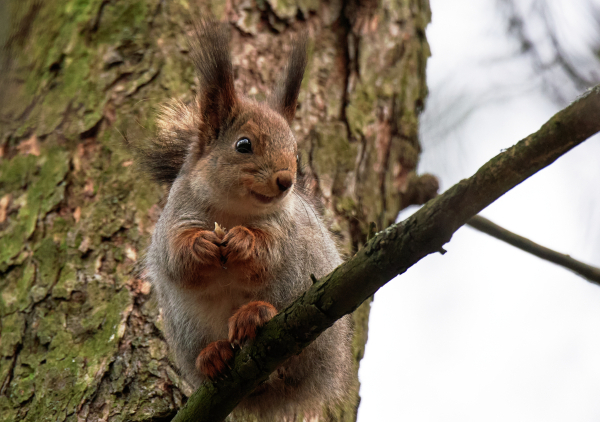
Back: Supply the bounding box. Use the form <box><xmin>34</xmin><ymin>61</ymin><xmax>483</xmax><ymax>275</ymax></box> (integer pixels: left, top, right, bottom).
<box><xmin>235</xmin><ymin>138</ymin><xmax>252</xmax><ymax>154</ymax></box>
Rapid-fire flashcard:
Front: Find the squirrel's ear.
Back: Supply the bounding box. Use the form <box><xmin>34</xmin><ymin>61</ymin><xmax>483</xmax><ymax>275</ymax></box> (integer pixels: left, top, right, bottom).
<box><xmin>190</xmin><ymin>21</ymin><xmax>237</xmax><ymax>139</ymax></box>
<box><xmin>271</xmin><ymin>32</ymin><xmax>308</xmax><ymax>123</ymax></box>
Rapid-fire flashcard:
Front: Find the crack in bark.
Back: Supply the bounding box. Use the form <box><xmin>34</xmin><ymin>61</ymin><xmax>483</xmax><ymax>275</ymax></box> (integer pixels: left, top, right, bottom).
<box><xmin>0</xmin><ymin>346</ymin><xmax>20</xmax><ymax>396</ymax></box>
<box><xmin>339</xmin><ymin>13</ymin><xmax>353</xmax><ymax>144</ymax></box>
<box><xmin>88</xmin><ymin>0</ymin><xmax>110</xmax><ymax>34</ymax></box>
<box><xmin>125</xmin><ymin>67</ymin><xmax>162</xmax><ymax>98</ymax></box>
<box><xmin>2</xmin><ymin>0</ymin><xmax>43</xmax><ymax>51</ymax></box>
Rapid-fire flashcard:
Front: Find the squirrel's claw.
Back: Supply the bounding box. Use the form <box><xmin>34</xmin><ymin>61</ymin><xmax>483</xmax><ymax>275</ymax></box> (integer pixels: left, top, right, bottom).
<box><xmin>228</xmin><ymin>301</ymin><xmax>277</xmax><ymax>346</ymax></box>
<box><xmin>221</xmin><ymin>226</ymin><xmax>256</xmax><ymax>263</ymax></box>
<box><xmin>196</xmin><ymin>340</ymin><xmax>234</xmax><ymax>380</ymax></box>
<box><xmin>190</xmin><ymin>230</ymin><xmax>222</xmax><ymax>267</ymax></box>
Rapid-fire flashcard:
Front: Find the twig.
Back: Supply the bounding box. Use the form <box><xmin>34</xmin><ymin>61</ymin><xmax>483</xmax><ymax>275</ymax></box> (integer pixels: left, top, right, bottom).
<box><xmin>467</xmin><ymin>214</ymin><xmax>600</xmax><ymax>285</ymax></box>
<box><xmin>171</xmin><ymin>86</ymin><xmax>600</xmax><ymax>422</ymax></box>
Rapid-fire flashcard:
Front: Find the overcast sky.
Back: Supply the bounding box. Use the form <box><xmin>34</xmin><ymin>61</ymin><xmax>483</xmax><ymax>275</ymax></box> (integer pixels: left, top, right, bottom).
<box><xmin>358</xmin><ymin>0</ymin><xmax>600</xmax><ymax>420</ymax></box>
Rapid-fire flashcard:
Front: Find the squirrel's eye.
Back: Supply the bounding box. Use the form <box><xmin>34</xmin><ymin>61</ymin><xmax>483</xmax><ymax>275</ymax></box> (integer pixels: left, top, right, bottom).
<box><xmin>235</xmin><ymin>138</ymin><xmax>253</xmax><ymax>154</ymax></box>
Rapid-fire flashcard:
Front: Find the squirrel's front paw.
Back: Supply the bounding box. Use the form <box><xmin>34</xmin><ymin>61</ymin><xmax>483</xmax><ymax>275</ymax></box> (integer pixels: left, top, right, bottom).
<box><xmin>228</xmin><ymin>301</ymin><xmax>277</xmax><ymax>345</ymax></box>
<box><xmin>191</xmin><ymin>230</ymin><xmax>223</xmax><ymax>266</ymax></box>
<box><xmin>221</xmin><ymin>226</ymin><xmax>256</xmax><ymax>263</ymax></box>
<box><xmin>196</xmin><ymin>340</ymin><xmax>234</xmax><ymax>380</ymax></box>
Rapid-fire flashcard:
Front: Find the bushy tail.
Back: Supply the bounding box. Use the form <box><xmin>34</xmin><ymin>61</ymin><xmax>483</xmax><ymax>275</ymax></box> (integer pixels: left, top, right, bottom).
<box><xmin>130</xmin><ymin>99</ymin><xmax>198</xmax><ymax>186</ymax></box>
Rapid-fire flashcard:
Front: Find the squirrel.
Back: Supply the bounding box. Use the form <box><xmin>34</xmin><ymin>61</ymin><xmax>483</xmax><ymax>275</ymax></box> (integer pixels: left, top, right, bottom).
<box><xmin>138</xmin><ymin>21</ymin><xmax>353</xmax><ymax>420</ymax></box>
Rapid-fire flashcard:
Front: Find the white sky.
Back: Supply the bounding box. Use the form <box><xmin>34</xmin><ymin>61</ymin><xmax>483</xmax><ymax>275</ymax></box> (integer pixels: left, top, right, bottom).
<box><xmin>357</xmin><ymin>0</ymin><xmax>600</xmax><ymax>420</ymax></box>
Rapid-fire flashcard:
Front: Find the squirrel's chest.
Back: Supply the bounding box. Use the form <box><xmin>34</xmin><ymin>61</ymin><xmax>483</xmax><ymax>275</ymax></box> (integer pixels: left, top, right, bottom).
<box><xmin>177</xmin><ymin>269</ymin><xmax>264</xmax><ymax>339</ymax></box>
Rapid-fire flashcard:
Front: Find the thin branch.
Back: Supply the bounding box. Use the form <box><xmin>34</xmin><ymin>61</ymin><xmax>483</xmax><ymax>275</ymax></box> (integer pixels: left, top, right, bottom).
<box><xmin>172</xmin><ymin>85</ymin><xmax>600</xmax><ymax>422</ymax></box>
<box><xmin>467</xmin><ymin>215</ymin><xmax>600</xmax><ymax>285</ymax></box>
<box><xmin>496</xmin><ymin>0</ymin><xmax>600</xmax><ymax>104</ymax></box>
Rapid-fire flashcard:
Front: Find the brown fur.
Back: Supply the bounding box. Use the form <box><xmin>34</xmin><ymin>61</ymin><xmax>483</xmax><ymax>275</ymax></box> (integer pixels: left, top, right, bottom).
<box><xmin>228</xmin><ymin>301</ymin><xmax>278</xmax><ymax>345</ymax></box>
<box><xmin>196</xmin><ymin>339</ymin><xmax>235</xmax><ymax>380</ymax></box>
<box><xmin>169</xmin><ymin>228</ymin><xmax>223</xmax><ymax>287</ymax></box>
<box><xmin>221</xmin><ymin>226</ymin><xmax>256</xmax><ymax>263</ymax></box>
<box><xmin>222</xmin><ymin>227</ymin><xmax>273</xmax><ymax>285</ymax></box>
<box><xmin>141</xmin><ymin>21</ymin><xmax>353</xmax><ymax>421</ymax></box>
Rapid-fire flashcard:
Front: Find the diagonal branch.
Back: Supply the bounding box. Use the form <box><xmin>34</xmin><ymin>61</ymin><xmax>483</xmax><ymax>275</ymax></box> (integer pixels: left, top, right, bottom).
<box><xmin>467</xmin><ymin>215</ymin><xmax>600</xmax><ymax>285</ymax></box>
<box><xmin>172</xmin><ymin>85</ymin><xmax>600</xmax><ymax>422</ymax></box>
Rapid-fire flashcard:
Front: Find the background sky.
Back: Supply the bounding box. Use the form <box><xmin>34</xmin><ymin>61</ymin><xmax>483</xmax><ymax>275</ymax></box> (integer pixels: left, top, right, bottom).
<box><xmin>358</xmin><ymin>0</ymin><xmax>600</xmax><ymax>420</ymax></box>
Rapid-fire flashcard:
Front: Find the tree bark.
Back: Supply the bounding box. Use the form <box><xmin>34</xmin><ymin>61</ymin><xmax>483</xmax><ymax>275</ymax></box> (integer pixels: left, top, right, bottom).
<box><xmin>0</xmin><ymin>0</ymin><xmax>432</xmax><ymax>421</ymax></box>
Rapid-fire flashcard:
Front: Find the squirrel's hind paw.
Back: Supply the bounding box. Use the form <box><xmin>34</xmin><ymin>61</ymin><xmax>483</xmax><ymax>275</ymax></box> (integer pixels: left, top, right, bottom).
<box><xmin>228</xmin><ymin>301</ymin><xmax>277</xmax><ymax>345</ymax></box>
<box><xmin>196</xmin><ymin>340</ymin><xmax>234</xmax><ymax>380</ymax></box>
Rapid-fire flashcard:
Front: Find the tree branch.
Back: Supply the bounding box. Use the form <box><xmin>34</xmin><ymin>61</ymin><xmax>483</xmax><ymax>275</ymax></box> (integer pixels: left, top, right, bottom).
<box><xmin>467</xmin><ymin>215</ymin><xmax>600</xmax><ymax>285</ymax></box>
<box><xmin>172</xmin><ymin>86</ymin><xmax>600</xmax><ymax>422</ymax></box>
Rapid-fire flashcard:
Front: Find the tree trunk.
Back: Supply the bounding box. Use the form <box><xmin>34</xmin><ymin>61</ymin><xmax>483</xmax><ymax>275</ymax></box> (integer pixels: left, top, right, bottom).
<box><xmin>0</xmin><ymin>0</ymin><xmax>434</xmax><ymax>421</ymax></box>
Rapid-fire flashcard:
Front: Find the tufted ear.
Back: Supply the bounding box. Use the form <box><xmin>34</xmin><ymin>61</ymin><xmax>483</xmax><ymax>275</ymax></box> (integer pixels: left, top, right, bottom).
<box><xmin>271</xmin><ymin>32</ymin><xmax>308</xmax><ymax>123</ymax></box>
<box><xmin>190</xmin><ymin>21</ymin><xmax>238</xmax><ymax>140</ymax></box>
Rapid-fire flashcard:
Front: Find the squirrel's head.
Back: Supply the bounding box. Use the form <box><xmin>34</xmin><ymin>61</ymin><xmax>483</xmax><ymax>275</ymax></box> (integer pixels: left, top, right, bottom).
<box><xmin>190</xmin><ymin>97</ymin><xmax>299</xmax><ymax>216</ymax></box>
<box><xmin>142</xmin><ymin>21</ymin><xmax>307</xmax><ymax>217</ymax></box>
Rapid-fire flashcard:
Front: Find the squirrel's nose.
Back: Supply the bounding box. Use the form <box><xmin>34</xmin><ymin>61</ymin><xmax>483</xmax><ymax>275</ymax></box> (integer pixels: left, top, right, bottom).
<box><xmin>275</xmin><ymin>171</ymin><xmax>293</xmax><ymax>192</ymax></box>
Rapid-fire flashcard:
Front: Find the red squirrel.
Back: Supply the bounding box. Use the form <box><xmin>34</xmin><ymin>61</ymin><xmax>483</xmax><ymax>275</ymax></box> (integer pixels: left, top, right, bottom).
<box><xmin>138</xmin><ymin>21</ymin><xmax>352</xmax><ymax>420</ymax></box>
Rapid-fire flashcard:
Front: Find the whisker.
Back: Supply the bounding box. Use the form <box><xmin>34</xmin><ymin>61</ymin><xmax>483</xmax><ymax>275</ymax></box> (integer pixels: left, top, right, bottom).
<box><xmin>293</xmin><ymin>190</ymin><xmax>326</xmax><ymax>241</ymax></box>
<box><xmin>294</xmin><ymin>190</ymin><xmax>312</xmax><ymax>226</ymax></box>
